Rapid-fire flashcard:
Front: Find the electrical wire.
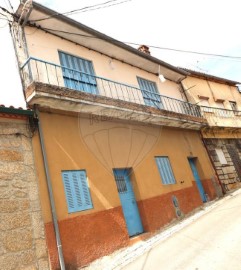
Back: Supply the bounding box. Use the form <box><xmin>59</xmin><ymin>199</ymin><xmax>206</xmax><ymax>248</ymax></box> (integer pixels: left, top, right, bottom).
<box><xmin>31</xmin><ymin>0</ymin><xmax>132</xmax><ymax>22</ymax></box>
<box><xmin>0</xmin><ymin>12</ymin><xmax>12</xmax><ymax>22</ymax></box>
<box><xmin>2</xmin><ymin>2</ymin><xmax>239</xmax><ymax>62</ymax></box>
<box><xmin>6</xmin><ymin>0</ymin><xmax>13</xmax><ymax>12</ymax></box>
<box><xmin>36</xmin><ymin>25</ymin><xmax>241</xmax><ymax>61</ymax></box>
<box><xmin>68</xmin><ymin>0</ymin><xmax>131</xmax><ymax>14</ymax></box>
<box><xmin>2</xmin><ymin>3</ymin><xmax>241</xmax><ymax>64</ymax></box>
<box><xmin>0</xmin><ymin>5</ymin><xmax>13</xmax><ymax>15</ymax></box>
<box><xmin>125</xmin><ymin>42</ymin><xmax>241</xmax><ymax>60</ymax></box>
<box><xmin>3</xmin><ymin>0</ymin><xmax>13</xmax><ymax>12</ymax></box>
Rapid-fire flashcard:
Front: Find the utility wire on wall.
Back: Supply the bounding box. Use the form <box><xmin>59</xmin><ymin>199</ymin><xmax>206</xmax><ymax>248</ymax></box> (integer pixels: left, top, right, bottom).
<box><xmin>2</xmin><ymin>4</ymin><xmax>241</xmax><ymax>64</ymax></box>
<box><xmin>32</xmin><ymin>25</ymin><xmax>241</xmax><ymax>61</ymax></box>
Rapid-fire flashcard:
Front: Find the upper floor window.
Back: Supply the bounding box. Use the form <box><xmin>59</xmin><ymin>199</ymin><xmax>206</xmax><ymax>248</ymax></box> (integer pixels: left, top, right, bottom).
<box><xmin>59</xmin><ymin>51</ymin><xmax>98</xmax><ymax>94</ymax></box>
<box><xmin>215</xmin><ymin>101</ymin><xmax>225</xmax><ymax>109</ymax></box>
<box><xmin>137</xmin><ymin>77</ymin><xmax>163</xmax><ymax>108</ymax></box>
<box><xmin>230</xmin><ymin>101</ymin><xmax>237</xmax><ymax>111</ymax></box>
<box><xmin>215</xmin><ymin>148</ymin><xmax>228</xmax><ymax>165</ymax></box>
<box><xmin>198</xmin><ymin>96</ymin><xmax>211</xmax><ymax>112</ymax></box>
<box><xmin>155</xmin><ymin>156</ymin><xmax>176</xmax><ymax>185</ymax></box>
<box><xmin>215</xmin><ymin>100</ymin><xmax>230</xmax><ymax>117</ymax></box>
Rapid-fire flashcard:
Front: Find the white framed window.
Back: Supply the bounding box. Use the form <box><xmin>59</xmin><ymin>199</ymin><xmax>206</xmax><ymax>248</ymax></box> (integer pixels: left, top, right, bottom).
<box><xmin>215</xmin><ymin>148</ymin><xmax>228</xmax><ymax>165</ymax></box>
<box><xmin>229</xmin><ymin>101</ymin><xmax>237</xmax><ymax>111</ymax></box>
<box><xmin>199</xmin><ymin>98</ymin><xmax>212</xmax><ymax>112</ymax></box>
<box><xmin>216</xmin><ymin>101</ymin><xmax>225</xmax><ymax>109</ymax></box>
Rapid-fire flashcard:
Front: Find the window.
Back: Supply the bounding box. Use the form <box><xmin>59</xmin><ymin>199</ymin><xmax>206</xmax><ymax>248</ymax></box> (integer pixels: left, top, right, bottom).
<box><xmin>230</xmin><ymin>101</ymin><xmax>237</xmax><ymax>111</ymax></box>
<box><xmin>199</xmin><ymin>98</ymin><xmax>212</xmax><ymax>112</ymax></box>
<box><xmin>59</xmin><ymin>51</ymin><xmax>98</xmax><ymax>94</ymax></box>
<box><xmin>215</xmin><ymin>148</ymin><xmax>228</xmax><ymax>165</ymax></box>
<box><xmin>215</xmin><ymin>101</ymin><xmax>225</xmax><ymax>109</ymax></box>
<box><xmin>199</xmin><ymin>98</ymin><xmax>209</xmax><ymax>107</ymax></box>
<box><xmin>137</xmin><ymin>77</ymin><xmax>163</xmax><ymax>108</ymax></box>
<box><xmin>62</xmin><ymin>170</ymin><xmax>93</xmax><ymax>213</ymax></box>
<box><xmin>215</xmin><ymin>101</ymin><xmax>230</xmax><ymax>117</ymax></box>
<box><xmin>155</xmin><ymin>157</ymin><xmax>176</xmax><ymax>185</ymax></box>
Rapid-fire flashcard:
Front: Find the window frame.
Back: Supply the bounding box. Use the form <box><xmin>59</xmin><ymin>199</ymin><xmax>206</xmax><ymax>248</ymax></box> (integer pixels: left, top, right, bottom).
<box><xmin>215</xmin><ymin>148</ymin><xmax>228</xmax><ymax>165</ymax></box>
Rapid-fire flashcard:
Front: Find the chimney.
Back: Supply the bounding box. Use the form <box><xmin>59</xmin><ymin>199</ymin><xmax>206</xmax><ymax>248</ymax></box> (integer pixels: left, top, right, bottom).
<box><xmin>138</xmin><ymin>45</ymin><xmax>151</xmax><ymax>55</ymax></box>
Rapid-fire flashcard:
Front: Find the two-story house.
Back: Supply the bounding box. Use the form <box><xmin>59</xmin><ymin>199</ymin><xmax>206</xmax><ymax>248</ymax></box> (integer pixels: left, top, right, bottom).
<box><xmin>182</xmin><ymin>69</ymin><xmax>241</xmax><ymax>191</ymax></box>
<box><xmin>11</xmin><ymin>2</ymin><xmax>220</xmax><ymax>269</ymax></box>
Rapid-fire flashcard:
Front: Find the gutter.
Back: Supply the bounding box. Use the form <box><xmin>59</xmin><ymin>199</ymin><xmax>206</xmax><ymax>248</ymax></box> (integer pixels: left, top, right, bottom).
<box><xmin>0</xmin><ymin>106</ymin><xmax>33</xmax><ymax>116</ymax></box>
<box><xmin>35</xmin><ymin>108</ymin><xmax>66</xmax><ymax>270</ymax></box>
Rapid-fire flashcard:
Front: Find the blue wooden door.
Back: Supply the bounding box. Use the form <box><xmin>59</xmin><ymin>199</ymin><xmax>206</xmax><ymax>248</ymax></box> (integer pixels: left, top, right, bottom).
<box><xmin>188</xmin><ymin>158</ymin><xmax>207</xmax><ymax>202</ymax></box>
<box><xmin>113</xmin><ymin>169</ymin><xmax>144</xmax><ymax>237</ymax></box>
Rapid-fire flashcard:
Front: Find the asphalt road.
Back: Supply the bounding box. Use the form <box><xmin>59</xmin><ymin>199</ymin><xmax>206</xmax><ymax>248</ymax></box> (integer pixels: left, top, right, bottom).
<box><xmin>122</xmin><ymin>191</ymin><xmax>241</xmax><ymax>270</ymax></box>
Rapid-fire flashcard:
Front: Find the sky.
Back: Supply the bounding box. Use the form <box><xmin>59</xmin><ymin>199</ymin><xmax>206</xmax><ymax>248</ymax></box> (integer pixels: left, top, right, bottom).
<box><xmin>0</xmin><ymin>0</ymin><xmax>241</xmax><ymax>107</ymax></box>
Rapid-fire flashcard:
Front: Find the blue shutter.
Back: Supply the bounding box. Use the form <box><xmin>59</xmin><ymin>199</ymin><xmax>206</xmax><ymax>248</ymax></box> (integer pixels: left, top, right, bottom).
<box><xmin>62</xmin><ymin>170</ymin><xmax>93</xmax><ymax>213</ymax></box>
<box><xmin>137</xmin><ymin>77</ymin><xmax>162</xmax><ymax>108</ymax></box>
<box><xmin>155</xmin><ymin>157</ymin><xmax>176</xmax><ymax>185</ymax></box>
<box><xmin>59</xmin><ymin>51</ymin><xmax>98</xmax><ymax>94</ymax></box>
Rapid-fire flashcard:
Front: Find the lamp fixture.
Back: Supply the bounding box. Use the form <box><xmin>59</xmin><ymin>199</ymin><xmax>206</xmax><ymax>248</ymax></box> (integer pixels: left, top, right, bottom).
<box><xmin>158</xmin><ymin>65</ymin><xmax>166</xmax><ymax>82</ymax></box>
<box><xmin>159</xmin><ymin>74</ymin><xmax>166</xmax><ymax>83</ymax></box>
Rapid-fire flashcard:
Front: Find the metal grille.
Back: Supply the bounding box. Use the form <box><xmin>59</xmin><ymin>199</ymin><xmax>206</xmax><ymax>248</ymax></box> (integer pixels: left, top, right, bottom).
<box><xmin>115</xmin><ymin>175</ymin><xmax>127</xmax><ymax>193</ymax></box>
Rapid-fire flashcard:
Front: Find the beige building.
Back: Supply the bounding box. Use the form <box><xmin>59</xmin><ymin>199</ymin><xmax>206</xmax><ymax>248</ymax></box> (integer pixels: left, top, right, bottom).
<box><xmin>182</xmin><ymin>69</ymin><xmax>241</xmax><ymax>191</ymax></box>
<box><xmin>8</xmin><ymin>2</ymin><xmax>222</xmax><ymax>269</ymax></box>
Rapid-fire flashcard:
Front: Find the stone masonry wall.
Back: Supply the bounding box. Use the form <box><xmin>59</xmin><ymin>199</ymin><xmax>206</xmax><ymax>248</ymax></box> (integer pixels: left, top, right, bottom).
<box><xmin>0</xmin><ymin>119</ymin><xmax>49</xmax><ymax>270</ymax></box>
<box><xmin>204</xmin><ymin>138</ymin><xmax>241</xmax><ymax>191</ymax></box>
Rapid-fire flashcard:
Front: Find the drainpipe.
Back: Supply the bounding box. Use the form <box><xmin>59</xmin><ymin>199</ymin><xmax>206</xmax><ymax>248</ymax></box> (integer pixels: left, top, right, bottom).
<box><xmin>180</xmin><ymin>81</ymin><xmax>189</xmax><ymax>102</ymax></box>
<box><xmin>200</xmin><ymin>131</ymin><xmax>226</xmax><ymax>195</ymax></box>
<box><xmin>36</xmin><ymin>108</ymin><xmax>66</xmax><ymax>270</ymax></box>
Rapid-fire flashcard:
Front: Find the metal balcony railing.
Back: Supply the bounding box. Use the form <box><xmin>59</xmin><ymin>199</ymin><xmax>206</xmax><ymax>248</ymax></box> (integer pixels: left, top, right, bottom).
<box><xmin>21</xmin><ymin>57</ymin><xmax>202</xmax><ymax>118</ymax></box>
<box><xmin>200</xmin><ymin>106</ymin><xmax>241</xmax><ymax>117</ymax></box>
<box><xmin>200</xmin><ymin>106</ymin><xmax>241</xmax><ymax>127</ymax></box>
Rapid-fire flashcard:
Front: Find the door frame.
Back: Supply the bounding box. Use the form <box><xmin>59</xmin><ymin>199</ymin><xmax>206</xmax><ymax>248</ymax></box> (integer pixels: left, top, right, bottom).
<box><xmin>113</xmin><ymin>168</ymin><xmax>144</xmax><ymax>237</ymax></box>
<box><xmin>188</xmin><ymin>157</ymin><xmax>207</xmax><ymax>203</ymax></box>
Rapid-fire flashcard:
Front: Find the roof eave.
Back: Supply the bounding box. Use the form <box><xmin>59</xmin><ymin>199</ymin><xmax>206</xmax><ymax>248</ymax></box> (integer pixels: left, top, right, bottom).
<box><xmin>182</xmin><ymin>68</ymin><xmax>240</xmax><ymax>86</ymax></box>
<box><xmin>16</xmin><ymin>1</ymin><xmax>187</xmax><ymax>79</ymax></box>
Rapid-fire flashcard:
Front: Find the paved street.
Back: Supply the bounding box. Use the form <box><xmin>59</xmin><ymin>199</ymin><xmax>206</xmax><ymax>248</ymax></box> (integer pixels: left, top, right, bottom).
<box><xmin>122</xmin><ymin>190</ymin><xmax>241</xmax><ymax>270</ymax></box>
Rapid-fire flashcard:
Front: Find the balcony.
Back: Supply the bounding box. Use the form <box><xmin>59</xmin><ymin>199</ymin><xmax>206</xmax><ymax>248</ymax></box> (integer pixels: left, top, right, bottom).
<box><xmin>21</xmin><ymin>57</ymin><xmax>206</xmax><ymax>129</ymax></box>
<box><xmin>200</xmin><ymin>106</ymin><xmax>241</xmax><ymax>128</ymax></box>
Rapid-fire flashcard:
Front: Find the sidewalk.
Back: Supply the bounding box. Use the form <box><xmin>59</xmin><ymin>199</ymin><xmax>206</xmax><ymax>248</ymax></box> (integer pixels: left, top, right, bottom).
<box><xmin>81</xmin><ymin>188</ymin><xmax>241</xmax><ymax>270</ymax></box>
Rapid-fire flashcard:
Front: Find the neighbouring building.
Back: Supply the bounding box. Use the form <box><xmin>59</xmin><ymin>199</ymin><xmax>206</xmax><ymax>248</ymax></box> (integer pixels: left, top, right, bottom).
<box><xmin>10</xmin><ymin>2</ymin><xmax>221</xmax><ymax>269</ymax></box>
<box><xmin>182</xmin><ymin>69</ymin><xmax>241</xmax><ymax>191</ymax></box>
<box><xmin>0</xmin><ymin>105</ymin><xmax>49</xmax><ymax>270</ymax></box>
